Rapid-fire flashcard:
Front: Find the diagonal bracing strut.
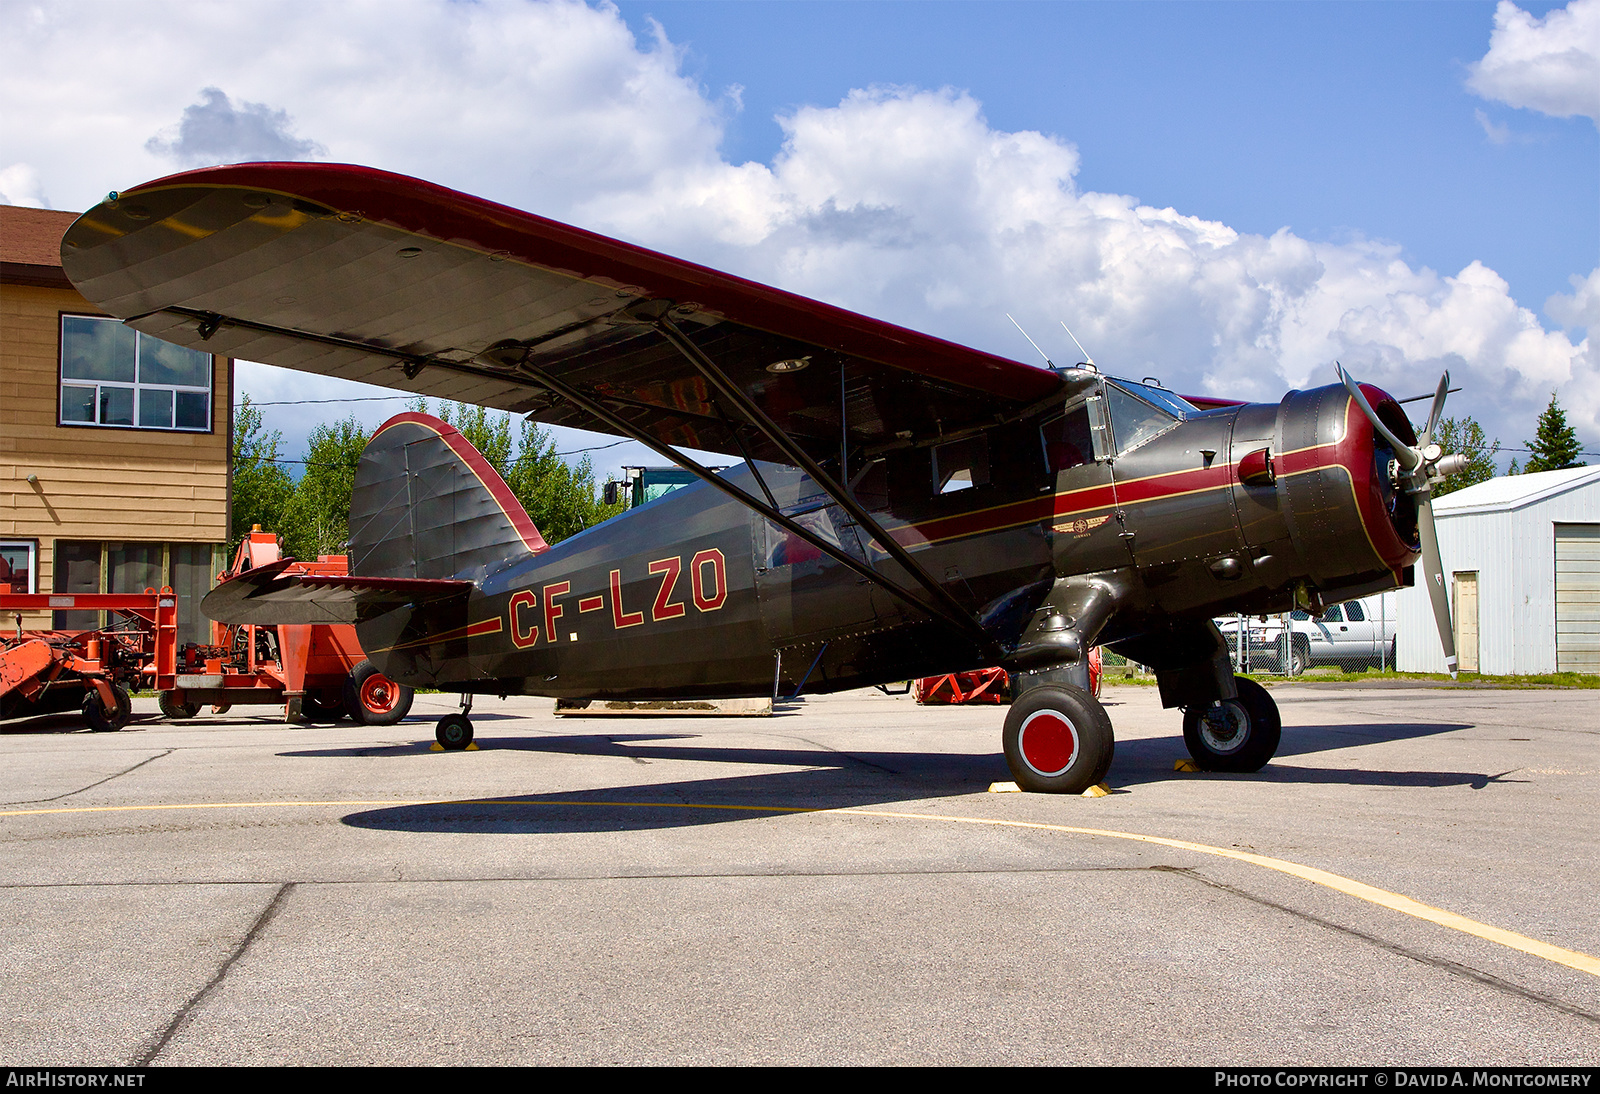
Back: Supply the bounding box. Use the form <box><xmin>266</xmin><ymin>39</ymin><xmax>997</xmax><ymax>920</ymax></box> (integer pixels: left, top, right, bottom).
<box><xmin>516</xmin><ymin>358</ymin><xmax>1000</xmax><ymax>657</ymax></box>
<box><xmin>651</xmin><ymin>313</ymin><xmax>996</xmax><ymax>652</ymax></box>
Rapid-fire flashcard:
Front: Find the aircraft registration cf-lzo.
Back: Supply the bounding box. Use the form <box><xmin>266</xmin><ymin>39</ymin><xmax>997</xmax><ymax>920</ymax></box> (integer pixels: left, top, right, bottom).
<box><xmin>60</xmin><ymin>164</ymin><xmax>1469</xmax><ymax>793</ymax></box>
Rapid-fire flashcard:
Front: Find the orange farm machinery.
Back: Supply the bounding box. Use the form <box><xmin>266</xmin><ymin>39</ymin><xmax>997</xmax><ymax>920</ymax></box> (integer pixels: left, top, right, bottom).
<box><xmin>1</xmin><ymin>529</ymin><xmax>412</xmax><ymax>730</ymax></box>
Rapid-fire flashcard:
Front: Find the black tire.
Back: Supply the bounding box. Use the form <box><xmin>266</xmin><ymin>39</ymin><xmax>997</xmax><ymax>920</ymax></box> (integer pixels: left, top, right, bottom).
<box><xmin>83</xmin><ymin>684</ymin><xmax>132</xmax><ymax>733</ymax></box>
<box><xmin>1182</xmin><ymin>676</ymin><xmax>1281</xmax><ymax>772</ymax></box>
<box><xmin>158</xmin><ymin>691</ymin><xmax>199</xmax><ymax>720</ymax></box>
<box><xmin>1001</xmin><ymin>684</ymin><xmax>1114</xmax><ymax>793</ymax></box>
<box><xmin>343</xmin><ymin>660</ymin><xmax>414</xmax><ymax>726</ymax></box>
<box><xmin>1289</xmin><ymin>638</ymin><xmax>1309</xmax><ymax>677</ymax></box>
<box><xmin>300</xmin><ymin>691</ymin><xmax>346</xmax><ymax>723</ymax></box>
<box><xmin>436</xmin><ymin>713</ymin><xmax>474</xmax><ymax>751</ymax></box>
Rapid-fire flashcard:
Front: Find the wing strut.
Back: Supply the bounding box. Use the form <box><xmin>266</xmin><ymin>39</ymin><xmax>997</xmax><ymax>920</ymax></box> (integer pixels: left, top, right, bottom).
<box><xmin>650</xmin><ymin>312</ymin><xmax>998</xmax><ymax>654</ymax></box>
<box><xmin>517</xmin><ymin>358</ymin><xmax>1001</xmax><ymax>657</ymax></box>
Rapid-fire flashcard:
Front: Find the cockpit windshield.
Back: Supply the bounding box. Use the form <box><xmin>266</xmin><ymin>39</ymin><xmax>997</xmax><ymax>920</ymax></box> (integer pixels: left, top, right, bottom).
<box><xmin>1104</xmin><ymin>380</ymin><xmax>1185</xmax><ymax>453</ymax></box>
<box><xmin>1110</xmin><ymin>379</ymin><xmax>1196</xmax><ymax>417</ymax></box>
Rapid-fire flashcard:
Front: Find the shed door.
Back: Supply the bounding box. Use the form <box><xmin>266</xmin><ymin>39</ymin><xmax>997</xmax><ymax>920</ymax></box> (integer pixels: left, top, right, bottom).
<box><xmin>1555</xmin><ymin>523</ymin><xmax>1600</xmax><ymax>673</ymax></box>
<box><xmin>1452</xmin><ymin>571</ymin><xmax>1479</xmax><ymax>674</ymax></box>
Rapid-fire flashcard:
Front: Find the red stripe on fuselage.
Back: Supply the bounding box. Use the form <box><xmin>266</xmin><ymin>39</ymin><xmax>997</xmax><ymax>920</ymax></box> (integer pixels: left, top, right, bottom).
<box><xmin>370</xmin><ymin>616</ymin><xmax>503</xmax><ymax>653</ymax></box>
<box><xmin>871</xmin><ymin>394</ymin><xmax>1411</xmax><ymax>574</ymax></box>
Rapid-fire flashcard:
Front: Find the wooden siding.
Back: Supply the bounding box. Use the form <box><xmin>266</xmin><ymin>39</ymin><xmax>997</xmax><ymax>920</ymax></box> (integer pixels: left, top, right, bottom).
<box><xmin>2</xmin><ymin>282</ymin><xmax>232</xmax><ymax>628</ymax></box>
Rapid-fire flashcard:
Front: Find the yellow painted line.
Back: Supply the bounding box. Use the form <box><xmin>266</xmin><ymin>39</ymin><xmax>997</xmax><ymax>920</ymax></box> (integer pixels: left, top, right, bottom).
<box><xmin>5</xmin><ymin>796</ymin><xmax>1596</xmax><ymax>978</ymax></box>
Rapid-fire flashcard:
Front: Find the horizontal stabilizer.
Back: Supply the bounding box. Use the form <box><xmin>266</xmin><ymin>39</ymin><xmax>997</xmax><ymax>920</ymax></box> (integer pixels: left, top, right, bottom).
<box><xmin>202</xmin><ymin>559</ymin><xmax>470</xmax><ymax>626</ymax></box>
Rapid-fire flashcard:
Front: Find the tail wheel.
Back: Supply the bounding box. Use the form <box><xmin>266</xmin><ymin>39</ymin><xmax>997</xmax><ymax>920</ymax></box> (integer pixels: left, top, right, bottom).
<box><xmin>1182</xmin><ymin>676</ymin><xmax>1281</xmax><ymax>772</ymax></box>
<box><xmin>158</xmin><ymin>691</ymin><xmax>199</xmax><ymax>720</ymax></box>
<box><xmin>1002</xmin><ymin>684</ymin><xmax>1114</xmax><ymax>793</ymax></box>
<box><xmin>83</xmin><ymin>684</ymin><xmax>132</xmax><ymax>733</ymax></box>
<box><xmin>436</xmin><ymin>713</ymin><xmax>474</xmax><ymax>751</ymax></box>
<box><xmin>343</xmin><ymin>659</ymin><xmax>414</xmax><ymax>726</ymax></box>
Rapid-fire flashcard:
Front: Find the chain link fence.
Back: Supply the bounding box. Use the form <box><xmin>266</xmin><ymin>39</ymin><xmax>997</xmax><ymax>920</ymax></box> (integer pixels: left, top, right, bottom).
<box><xmin>1218</xmin><ymin>597</ymin><xmax>1398</xmax><ymax>676</ymax></box>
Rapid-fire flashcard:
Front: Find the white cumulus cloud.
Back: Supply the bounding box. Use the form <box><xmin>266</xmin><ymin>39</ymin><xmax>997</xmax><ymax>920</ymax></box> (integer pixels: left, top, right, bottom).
<box><xmin>1467</xmin><ymin>0</ymin><xmax>1600</xmax><ymax>123</ymax></box>
<box><xmin>579</xmin><ymin>85</ymin><xmax>1591</xmax><ymax>431</ymax></box>
<box><xmin>0</xmin><ymin>163</ymin><xmax>50</xmax><ymax>208</ymax></box>
<box><xmin>1</xmin><ymin>0</ymin><xmax>1591</xmax><ymax>456</ymax></box>
<box><xmin>146</xmin><ymin>87</ymin><xmax>326</xmax><ymax>166</ymax></box>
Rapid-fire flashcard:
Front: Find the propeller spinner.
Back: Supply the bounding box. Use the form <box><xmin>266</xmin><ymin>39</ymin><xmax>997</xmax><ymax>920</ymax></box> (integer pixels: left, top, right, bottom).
<box><xmin>1336</xmin><ymin>365</ymin><xmax>1469</xmax><ymax>677</ymax></box>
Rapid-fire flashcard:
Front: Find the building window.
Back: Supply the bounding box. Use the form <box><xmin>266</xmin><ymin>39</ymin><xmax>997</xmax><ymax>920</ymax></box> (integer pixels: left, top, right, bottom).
<box><xmin>1</xmin><ymin>540</ymin><xmax>37</xmax><ymax>593</ymax></box>
<box><xmin>58</xmin><ymin>315</ymin><xmax>213</xmax><ymax>432</ymax></box>
<box><xmin>51</xmin><ymin>540</ymin><xmax>223</xmax><ymax>645</ymax></box>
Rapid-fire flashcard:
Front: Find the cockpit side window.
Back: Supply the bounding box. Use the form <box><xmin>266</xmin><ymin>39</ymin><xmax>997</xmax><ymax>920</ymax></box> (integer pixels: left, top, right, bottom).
<box><xmin>1041</xmin><ymin>405</ymin><xmax>1095</xmax><ymax>473</ymax></box>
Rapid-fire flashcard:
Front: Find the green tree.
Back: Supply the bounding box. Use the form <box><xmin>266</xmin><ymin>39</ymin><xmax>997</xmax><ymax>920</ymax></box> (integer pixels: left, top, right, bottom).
<box><xmin>1427</xmin><ymin>416</ymin><xmax>1499</xmax><ymax>498</ymax></box>
<box><xmin>280</xmin><ymin>415</ymin><xmax>369</xmax><ymax>560</ymax></box>
<box><xmin>431</xmin><ymin>401</ymin><xmax>513</xmax><ymax>479</ymax></box>
<box><xmin>230</xmin><ymin>396</ymin><xmax>294</xmax><ymax>543</ymax></box>
<box><xmin>506</xmin><ymin>417</ymin><xmax>624</xmax><ymax>543</ymax></box>
<box><xmin>1523</xmin><ymin>393</ymin><xmax>1587</xmax><ymax>473</ymax></box>
<box><xmin>412</xmin><ymin>398</ymin><xmax>623</xmax><ymax>544</ymax></box>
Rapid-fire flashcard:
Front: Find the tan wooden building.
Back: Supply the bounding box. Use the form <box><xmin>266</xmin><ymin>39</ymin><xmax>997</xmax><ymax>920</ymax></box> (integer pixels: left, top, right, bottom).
<box><xmin>1</xmin><ymin>204</ymin><xmax>233</xmax><ymax>644</ymax></box>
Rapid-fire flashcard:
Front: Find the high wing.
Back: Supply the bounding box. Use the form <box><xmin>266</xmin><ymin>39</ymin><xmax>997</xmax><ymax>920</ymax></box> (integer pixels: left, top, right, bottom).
<box><xmin>61</xmin><ymin>163</ymin><xmax>1063</xmax><ymax>465</ymax></box>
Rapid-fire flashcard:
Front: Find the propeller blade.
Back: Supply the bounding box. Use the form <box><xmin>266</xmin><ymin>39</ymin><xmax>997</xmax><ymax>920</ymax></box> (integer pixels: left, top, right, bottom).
<box><xmin>1422</xmin><ymin>370</ymin><xmax>1450</xmax><ymax>448</ymax></box>
<box><xmin>1336</xmin><ymin>364</ymin><xmax>1419</xmax><ymax>471</ymax></box>
<box><xmin>1415</xmin><ymin>491</ymin><xmax>1458</xmax><ymax>678</ymax></box>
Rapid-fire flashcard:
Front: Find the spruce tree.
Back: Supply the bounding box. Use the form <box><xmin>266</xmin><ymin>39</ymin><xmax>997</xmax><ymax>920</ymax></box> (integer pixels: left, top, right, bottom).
<box><xmin>1523</xmin><ymin>393</ymin><xmax>1586</xmax><ymax>473</ymax></box>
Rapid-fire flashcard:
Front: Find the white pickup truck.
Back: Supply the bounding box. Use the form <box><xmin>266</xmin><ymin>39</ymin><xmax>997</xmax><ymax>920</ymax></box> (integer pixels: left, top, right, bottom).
<box><xmin>1217</xmin><ymin>596</ymin><xmax>1398</xmax><ymax>674</ymax></box>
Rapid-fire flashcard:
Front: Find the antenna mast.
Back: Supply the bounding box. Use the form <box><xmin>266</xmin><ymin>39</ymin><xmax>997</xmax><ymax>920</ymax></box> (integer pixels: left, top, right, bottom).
<box><xmin>1059</xmin><ymin>321</ymin><xmax>1096</xmax><ymax>369</ymax></box>
<box><xmin>1006</xmin><ymin>314</ymin><xmax>1055</xmax><ymax>369</ymax></box>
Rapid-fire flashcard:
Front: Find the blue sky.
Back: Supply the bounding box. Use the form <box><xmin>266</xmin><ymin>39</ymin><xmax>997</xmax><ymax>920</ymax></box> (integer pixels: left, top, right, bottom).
<box><xmin>3</xmin><ymin>0</ymin><xmax>1595</xmax><ymax>471</ymax></box>
<box><xmin>617</xmin><ymin>0</ymin><xmax>1593</xmax><ymax>312</ymax></box>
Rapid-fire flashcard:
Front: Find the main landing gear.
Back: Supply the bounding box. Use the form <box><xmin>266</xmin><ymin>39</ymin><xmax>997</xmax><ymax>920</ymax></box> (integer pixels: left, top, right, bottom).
<box><xmin>1181</xmin><ymin>675</ymin><xmax>1281</xmax><ymax>772</ymax></box>
<box><xmin>1002</xmin><ymin>684</ymin><xmax>1114</xmax><ymax>794</ymax></box>
<box><xmin>435</xmin><ymin>694</ymin><xmax>475</xmax><ymax>751</ymax></box>
<box><xmin>999</xmin><ymin>672</ymin><xmax>1284</xmax><ymax>791</ymax></box>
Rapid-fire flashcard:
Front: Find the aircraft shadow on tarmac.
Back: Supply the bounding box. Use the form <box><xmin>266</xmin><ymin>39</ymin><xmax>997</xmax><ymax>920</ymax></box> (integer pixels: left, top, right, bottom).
<box><xmin>328</xmin><ymin>716</ymin><xmax>1511</xmax><ymax>835</ymax></box>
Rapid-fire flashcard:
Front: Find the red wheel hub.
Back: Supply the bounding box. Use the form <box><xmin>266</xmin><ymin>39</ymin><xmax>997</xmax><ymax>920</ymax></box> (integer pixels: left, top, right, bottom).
<box><xmin>359</xmin><ymin>675</ymin><xmax>395</xmax><ymax>713</ymax></box>
<box><xmin>1018</xmin><ymin>710</ymin><xmax>1079</xmax><ymax>777</ymax></box>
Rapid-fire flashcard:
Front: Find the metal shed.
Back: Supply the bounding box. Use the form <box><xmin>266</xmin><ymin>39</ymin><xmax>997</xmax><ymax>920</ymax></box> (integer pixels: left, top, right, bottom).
<box><xmin>1395</xmin><ymin>465</ymin><xmax>1600</xmax><ymax>675</ymax></box>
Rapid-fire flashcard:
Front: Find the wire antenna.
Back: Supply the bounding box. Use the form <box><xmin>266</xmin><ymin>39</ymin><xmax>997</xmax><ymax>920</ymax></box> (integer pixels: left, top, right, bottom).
<box><xmin>1006</xmin><ymin>314</ymin><xmax>1055</xmax><ymax>369</ymax></box>
<box><xmin>1059</xmin><ymin>321</ymin><xmax>1096</xmax><ymax>368</ymax></box>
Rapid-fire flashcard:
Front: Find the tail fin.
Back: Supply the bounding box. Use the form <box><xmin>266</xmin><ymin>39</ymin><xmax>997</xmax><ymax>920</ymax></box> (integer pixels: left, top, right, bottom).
<box><xmin>350</xmin><ymin>412</ymin><xmax>548</xmax><ymax>582</ymax></box>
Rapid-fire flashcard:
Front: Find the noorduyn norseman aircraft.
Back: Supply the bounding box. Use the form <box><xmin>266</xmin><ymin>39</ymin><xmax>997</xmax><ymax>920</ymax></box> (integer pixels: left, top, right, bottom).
<box><xmin>60</xmin><ymin>163</ymin><xmax>1468</xmax><ymax>793</ymax></box>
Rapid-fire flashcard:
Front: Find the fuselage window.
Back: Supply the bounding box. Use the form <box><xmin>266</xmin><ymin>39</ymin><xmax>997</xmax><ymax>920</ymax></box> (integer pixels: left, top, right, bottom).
<box><xmin>933</xmin><ymin>436</ymin><xmax>990</xmax><ymax>494</ymax></box>
<box><xmin>1041</xmin><ymin>406</ymin><xmax>1095</xmax><ymax>473</ymax></box>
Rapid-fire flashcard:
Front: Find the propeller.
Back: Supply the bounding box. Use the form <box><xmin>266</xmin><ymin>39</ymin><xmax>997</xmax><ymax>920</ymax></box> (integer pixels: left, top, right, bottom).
<box><xmin>1336</xmin><ymin>365</ymin><xmax>1469</xmax><ymax>678</ymax></box>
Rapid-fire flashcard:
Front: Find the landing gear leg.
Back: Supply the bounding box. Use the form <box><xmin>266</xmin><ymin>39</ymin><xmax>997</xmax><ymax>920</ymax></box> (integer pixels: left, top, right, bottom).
<box><xmin>1002</xmin><ymin>684</ymin><xmax>1114</xmax><ymax>793</ymax></box>
<box><xmin>435</xmin><ymin>694</ymin><xmax>475</xmax><ymax>751</ymax></box>
<box><xmin>1182</xmin><ymin>675</ymin><xmax>1281</xmax><ymax>772</ymax></box>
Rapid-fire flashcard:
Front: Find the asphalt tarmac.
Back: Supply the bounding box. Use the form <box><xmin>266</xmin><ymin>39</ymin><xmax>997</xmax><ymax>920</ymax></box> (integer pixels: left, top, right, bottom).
<box><xmin>1</xmin><ymin>681</ymin><xmax>1596</xmax><ymax>1066</ymax></box>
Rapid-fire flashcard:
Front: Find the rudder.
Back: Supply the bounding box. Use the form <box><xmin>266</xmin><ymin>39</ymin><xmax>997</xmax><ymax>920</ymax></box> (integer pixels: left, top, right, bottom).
<box><xmin>349</xmin><ymin>412</ymin><xmax>548</xmax><ymax>582</ymax></box>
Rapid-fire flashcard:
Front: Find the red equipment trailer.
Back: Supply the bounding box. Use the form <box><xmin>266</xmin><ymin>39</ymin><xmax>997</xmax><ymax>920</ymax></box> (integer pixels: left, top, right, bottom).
<box><xmin>914</xmin><ymin>648</ymin><xmax>1103</xmax><ymax>706</ymax></box>
<box><xmin>1</xmin><ymin>529</ymin><xmax>412</xmax><ymax>730</ymax></box>
<box><xmin>157</xmin><ymin>528</ymin><xmax>414</xmax><ymax>725</ymax></box>
<box><xmin>0</xmin><ymin>589</ymin><xmax>173</xmax><ymax>731</ymax></box>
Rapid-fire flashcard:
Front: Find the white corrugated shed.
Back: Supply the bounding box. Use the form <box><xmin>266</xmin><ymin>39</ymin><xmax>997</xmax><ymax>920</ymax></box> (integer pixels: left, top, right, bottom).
<box><xmin>1395</xmin><ymin>465</ymin><xmax>1600</xmax><ymax>674</ymax></box>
